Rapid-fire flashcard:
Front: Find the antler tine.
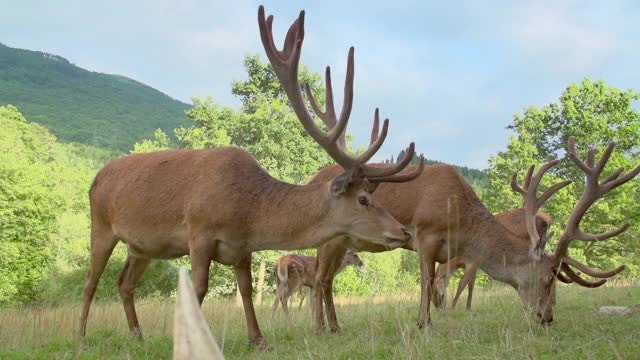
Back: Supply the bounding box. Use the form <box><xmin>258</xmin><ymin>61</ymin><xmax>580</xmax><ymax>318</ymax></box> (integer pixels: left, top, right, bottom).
<box><xmin>555</xmin><ymin>271</ymin><xmax>574</xmax><ymax>284</ymax></box>
<box><xmin>523</xmin><ymin>165</ymin><xmax>534</xmax><ymax>189</ymax></box>
<box><xmin>368</xmin><ymin>156</ymin><xmax>425</xmax><ymax>184</ymax></box>
<box><xmin>353</xmin><ymin>115</ymin><xmax>389</xmax><ymax>165</ymax></box>
<box><xmin>553</xmin><ymin>137</ymin><xmax>639</xmax><ymax>261</ymax></box>
<box><xmin>562</xmin><ymin>257</ymin><xmax>626</xmax><ymax>279</ymax></box>
<box><xmin>364</xmin><ymin>142</ymin><xmax>416</xmax><ymax>179</ymax></box>
<box><xmin>305</xmin><ymin>67</ymin><xmax>346</xmax><ymax>149</ymax></box>
<box><xmin>603</xmin><ymin>167</ymin><xmax>625</xmax><ymax>184</ymax></box>
<box><xmin>586</xmin><ymin>147</ymin><xmax>598</xmax><ymax>168</ymax></box>
<box><xmin>538</xmin><ymin>179</ymin><xmax>573</xmax><ymax>206</ymax></box>
<box><xmin>511</xmin><ymin>170</ymin><xmax>527</xmax><ymax>197</ymax></box>
<box><xmin>312</xmin><ymin>47</ymin><xmax>354</xmax><ymax>148</ymax></box>
<box><xmin>332</xmin><ymin>47</ymin><xmax>355</xmax><ymax>142</ymax></box>
<box><xmin>602</xmin><ymin>163</ymin><xmax>640</xmax><ymax>193</ymax></box>
<box><xmin>511</xmin><ymin>160</ymin><xmax>568</xmax><ymax>257</ymax></box>
<box><xmin>560</xmin><ymin>263</ymin><xmax>607</xmax><ymax>288</ymax></box>
<box><xmin>370</xmin><ymin>108</ymin><xmax>380</xmax><ymax>145</ymax></box>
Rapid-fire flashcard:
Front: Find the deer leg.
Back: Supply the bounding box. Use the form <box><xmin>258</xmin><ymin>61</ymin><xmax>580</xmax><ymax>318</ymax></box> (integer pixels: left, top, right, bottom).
<box><xmin>307</xmin><ymin>287</ymin><xmax>315</xmax><ymax>317</ymax></box>
<box><xmin>432</xmin><ymin>263</ymin><xmax>448</xmax><ymax>309</ymax></box>
<box><xmin>79</xmin><ymin>224</ymin><xmax>118</xmax><ymax>337</ymax></box>
<box><xmin>313</xmin><ymin>281</ymin><xmax>326</xmax><ymax>334</ymax></box>
<box><xmin>189</xmin><ymin>245</ymin><xmax>212</xmax><ymax>305</ymax></box>
<box><xmin>117</xmin><ymin>254</ymin><xmax>151</xmax><ymax>339</ymax></box>
<box><xmin>314</xmin><ymin>245</ymin><xmax>346</xmax><ymax>335</ymax></box>
<box><xmin>298</xmin><ymin>287</ymin><xmax>306</xmax><ymax>309</ymax></box>
<box><xmin>465</xmin><ymin>265</ymin><xmax>478</xmax><ymax>311</ymax></box>
<box><xmin>281</xmin><ymin>285</ymin><xmax>298</xmax><ymax>320</ymax></box>
<box><xmin>271</xmin><ymin>283</ymin><xmax>287</xmax><ymax>322</ymax></box>
<box><xmin>322</xmin><ymin>274</ymin><xmax>341</xmax><ymax>333</ymax></box>
<box><xmin>234</xmin><ymin>255</ymin><xmax>267</xmax><ymax>349</ymax></box>
<box><xmin>417</xmin><ymin>235</ymin><xmax>438</xmax><ymax>330</ymax></box>
<box><xmin>450</xmin><ymin>274</ymin><xmax>467</xmax><ymax>310</ymax></box>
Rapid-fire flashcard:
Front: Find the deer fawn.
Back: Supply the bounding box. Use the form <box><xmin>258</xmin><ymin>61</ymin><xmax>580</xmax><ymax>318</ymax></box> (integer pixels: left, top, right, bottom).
<box><xmin>271</xmin><ymin>250</ymin><xmax>363</xmax><ymax>321</ymax></box>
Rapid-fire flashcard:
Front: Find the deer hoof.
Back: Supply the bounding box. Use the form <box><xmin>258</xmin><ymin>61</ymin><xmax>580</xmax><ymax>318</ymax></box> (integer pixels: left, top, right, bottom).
<box><xmin>250</xmin><ymin>337</ymin><xmax>270</xmax><ymax>350</ymax></box>
<box><xmin>130</xmin><ymin>327</ymin><xmax>144</xmax><ymax>341</ymax></box>
<box><xmin>416</xmin><ymin>319</ymin><xmax>433</xmax><ymax>330</ymax></box>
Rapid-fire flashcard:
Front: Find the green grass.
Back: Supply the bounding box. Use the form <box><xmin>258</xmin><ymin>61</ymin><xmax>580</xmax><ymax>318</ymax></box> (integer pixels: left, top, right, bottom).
<box><xmin>1</xmin><ymin>282</ymin><xmax>638</xmax><ymax>359</ymax></box>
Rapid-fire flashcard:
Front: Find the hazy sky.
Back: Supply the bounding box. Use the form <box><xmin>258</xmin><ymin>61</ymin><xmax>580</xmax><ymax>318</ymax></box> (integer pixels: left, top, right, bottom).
<box><xmin>1</xmin><ymin>0</ymin><xmax>638</xmax><ymax>168</ymax></box>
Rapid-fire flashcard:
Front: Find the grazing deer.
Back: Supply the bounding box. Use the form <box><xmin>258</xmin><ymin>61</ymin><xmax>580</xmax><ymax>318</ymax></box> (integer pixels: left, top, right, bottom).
<box><xmin>432</xmin><ymin>208</ymin><xmax>552</xmax><ymax>310</ymax></box>
<box><xmin>307</xmin><ymin>137</ymin><xmax>637</xmax><ymax>333</ymax></box>
<box><xmin>79</xmin><ymin>6</ymin><xmax>424</xmax><ymax>349</ymax></box>
<box><xmin>271</xmin><ymin>250</ymin><xmax>363</xmax><ymax>320</ymax></box>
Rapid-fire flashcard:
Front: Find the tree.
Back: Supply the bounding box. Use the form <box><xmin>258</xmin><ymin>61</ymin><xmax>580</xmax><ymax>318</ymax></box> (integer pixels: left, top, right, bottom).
<box><xmin>132</xmin><ymin>128</ymin><xmax>171</xmax><ymax>153</ymax></box>
<box><xmin>174</xmin><ymin>55</ymin><xmax>331</xmax><ymax>184</ymax></box>
<box><xmin>484</xmin><ymin>78</ymin><xmax>640</xmax><ymax>274</ymax></box>
<box><xmin>0</xmin><ymin>105</ymin><xmax>63</xmax><ymax>303</ymax></box>
<box><xmin>231</xmin><ymin>54</ymin><xmax>324</xmax><ymax>113</ymax></box>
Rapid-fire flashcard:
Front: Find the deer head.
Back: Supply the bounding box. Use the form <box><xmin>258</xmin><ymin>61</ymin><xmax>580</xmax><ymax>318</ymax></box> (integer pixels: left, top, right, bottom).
<box><xmin>511</xmin><ymin>136</ymin><xmax>638</xmax><ymax>324</ymax></box>
<box><xmin>342</xmin><ymin>249</ymin><xmax>364</xmax><ymax>268</ymax></box>
<box><xmin>258</xmin><ymin>6</ymin><xmax>424</xmax><ymax>247</ymax></box>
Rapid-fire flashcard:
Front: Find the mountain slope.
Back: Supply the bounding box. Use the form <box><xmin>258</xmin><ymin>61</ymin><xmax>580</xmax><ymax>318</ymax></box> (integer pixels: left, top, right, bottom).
<box><xmin>0</xmin><ymin>43</ymin><xmax>190</xmax><ymax>151</ymax></box>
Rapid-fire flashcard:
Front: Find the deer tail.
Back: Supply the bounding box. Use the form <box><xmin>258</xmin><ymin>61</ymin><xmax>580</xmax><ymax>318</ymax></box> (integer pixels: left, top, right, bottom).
<box><xmin>276</xmin><ymin>261</ymin><xmax>288</xmax><ymax>286</ymax></box>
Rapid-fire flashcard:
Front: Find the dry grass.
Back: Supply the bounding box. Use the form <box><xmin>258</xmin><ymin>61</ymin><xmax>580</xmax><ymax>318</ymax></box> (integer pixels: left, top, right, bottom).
<box><xmin>1</xmin><ymin>280</ymin><xmax>639</xmax><ymax>359</ymax></box>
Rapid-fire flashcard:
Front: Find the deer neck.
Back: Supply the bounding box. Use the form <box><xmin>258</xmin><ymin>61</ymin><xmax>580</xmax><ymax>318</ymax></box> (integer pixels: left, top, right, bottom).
<box><xmin>248</xmin><ymin>180</ymin><xmax>345</xmax><ymax>251</ymax></box>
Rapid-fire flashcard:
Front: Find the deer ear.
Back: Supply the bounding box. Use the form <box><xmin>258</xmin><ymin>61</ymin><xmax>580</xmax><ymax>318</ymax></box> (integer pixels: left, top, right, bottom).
<box><xmin>331</xmin><ymin>170</ymin><xmax>361</xmax><ymax>195</ymax></box>
<box><xmin>364</xmin><ymin>180</ymin><xmax>379</xmax><ymax>193</ymax></box>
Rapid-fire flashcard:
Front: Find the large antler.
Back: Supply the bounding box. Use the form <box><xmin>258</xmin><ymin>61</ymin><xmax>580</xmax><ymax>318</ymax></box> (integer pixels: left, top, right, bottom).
<box><xmin>553</xmin><ymin>137</ymin><xmax>640</xmax><ymax>261</ymax></box>
<box><xmin>258</xmin><ymin>6</ymin><xmax>423</xmax><ymax>182</ymax></box>
<box><xmin>511</xmin><ymin>136</ymin><xmax>639</xmax><ymax>287</ymax></box>
<box><xmin>510</xmin><ymin>161</ymin><xmax>572</xmax><ymax>258</ymax></box>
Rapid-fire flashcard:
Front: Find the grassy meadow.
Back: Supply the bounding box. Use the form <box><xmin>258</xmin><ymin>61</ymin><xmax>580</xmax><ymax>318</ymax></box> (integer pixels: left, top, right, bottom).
<box><xmin>0</xmin><ymin>281</ymin><xmax>638</xmax><ymax>359</ymax></box>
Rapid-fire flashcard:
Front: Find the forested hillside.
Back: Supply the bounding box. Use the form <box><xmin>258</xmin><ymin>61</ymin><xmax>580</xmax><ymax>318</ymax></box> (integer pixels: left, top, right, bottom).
<box><xmin>0</xmin><ymin>43</ymin><xmax>190</xmax><ymax>151</ymax></box>
<box><xmin>394</xmin><ymin>149</ymin><xmax>489</xmax><ymax>187</ymax></box>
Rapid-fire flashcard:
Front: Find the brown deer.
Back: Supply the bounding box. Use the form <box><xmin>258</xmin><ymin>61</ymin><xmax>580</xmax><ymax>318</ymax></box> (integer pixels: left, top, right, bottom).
<box><xmin>432</xmin><ymin>208</ymin><xmax>552</xmax><ymax>310</ymax></box>
<box><xmin>307</xmin><ymin>137</ymin><xmax>637</xmax><ymax>333</ymax></box>
<box><xmin>271</xmin><ymin>250</ymin><xmax>363</xmax><ymax>320</ymax></box>
<box><xmin>79</xmin><ymin>6</ymin><xmax>424</xmax><ymax>349</ymax></box>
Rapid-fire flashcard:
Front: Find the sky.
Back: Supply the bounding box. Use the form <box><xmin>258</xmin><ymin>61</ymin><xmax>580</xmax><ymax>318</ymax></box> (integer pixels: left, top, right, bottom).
<box><xmin>1</xmin><ymin>0</ymin><xmax>639</xmax><ymax>169</ymax></box>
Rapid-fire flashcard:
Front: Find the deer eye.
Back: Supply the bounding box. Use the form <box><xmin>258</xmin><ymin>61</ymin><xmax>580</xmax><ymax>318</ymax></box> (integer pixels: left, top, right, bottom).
<box><xmin>358</xmin><ymin>196</ymin><xmax>369</xmax><ymax>206</ymax></box>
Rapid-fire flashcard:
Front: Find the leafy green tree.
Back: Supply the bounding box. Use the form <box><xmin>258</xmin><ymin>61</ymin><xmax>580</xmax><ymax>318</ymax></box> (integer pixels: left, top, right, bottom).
<box><xmin>0</xmin><ymin>105</ymin><xmax>63</xmax><ymax>302</ymax></box>
<box><xmin>231</xmin><ymin>54</ymin><xmax>324</xmax><ymax>112</ymax></box>
<box><xmin>132</xmin><ymin>128</ymin><xmax>171</xmax><ymax>153</ymax></box>
<box><xmin>174</xmin><ymin>55</ymin><xmax>331</xmax><ymax>184</ymax></box>
<box><xmin>484</xmin><ymin>78</ymin><xmax>640</xmax><ymax>274</ymax></box>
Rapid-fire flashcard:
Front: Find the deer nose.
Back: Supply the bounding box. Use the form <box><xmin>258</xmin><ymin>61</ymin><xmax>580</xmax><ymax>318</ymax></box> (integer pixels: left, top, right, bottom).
<box><xmin>402</xmin><ymin>228</ymin><xmax>413</xmax><ymax>241</ymax></box>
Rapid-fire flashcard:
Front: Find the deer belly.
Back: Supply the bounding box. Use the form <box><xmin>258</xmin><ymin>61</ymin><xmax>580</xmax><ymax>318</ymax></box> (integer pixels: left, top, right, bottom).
<box><xmin>115</xmin><ymin>225</ymin><xmax>190</xmax><ymax>259</ymax></box>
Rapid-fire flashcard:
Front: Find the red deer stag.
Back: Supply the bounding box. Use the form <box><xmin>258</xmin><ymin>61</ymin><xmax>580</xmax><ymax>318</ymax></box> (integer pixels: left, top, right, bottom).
<box><xmin>79</xmin><ymin>6</ymin><xmax>424</xmax><ymax>348</ymax></box>
<box><xmin>432</xmin><ymin>208</ymin><xmax>552</xmax><ymax>310</ymax></box>
<box><xmin>271</xmin><ymin>250</ymin><xmax>363</xmax><ymax>320</ymax></box>
<box><xmin>308</xmin><ymin>137</ymin><xmax>637</xmax><ymax>333</ymax></box>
